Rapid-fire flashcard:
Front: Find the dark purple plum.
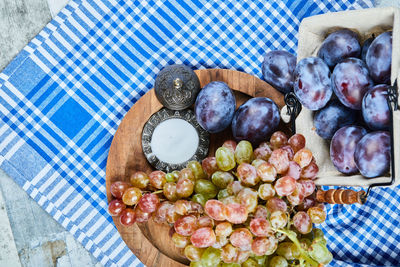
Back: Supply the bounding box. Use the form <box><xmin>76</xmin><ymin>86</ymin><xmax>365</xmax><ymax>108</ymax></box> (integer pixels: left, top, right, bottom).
<box><xmin>314</xmin><ymin>100</ymin><xmax>357</xmax><ymax>139</ymax></box>
<box><xmin>231</xmin><ymin>97</ymin><xmax>280</xmax><ymax>145</ymax></box>
<box><xmin>262</xmin><ymin>50</ymin><xmax>296</xmax><ymax>94</ymax></box>
<box><xmin>330</xmin><ymin>126</ymin><xmax>367</xmax><ymax>175</ymax></box>
<box><xmin>361</xmin><ymin>37</ymin><xmax>374</xmax><ymax>62</ymax></box>
<box><xmin>318</xmin><ymin>29</ymin><xmax>361</xmax><ymax>68</ymax></box>
<box><xmin>366</xmin><ymin>31</ymin><xmax>392</xmax><ymax>84</ymax></box>
<box><xmin>362</xmin><ymin>84</ymin><xmax>390</xmax><ymax>130</ymax></box>
<box><xmin>294</xmin><ymin>57</ymin><xmax>332</xmax><ymax>110</ymax></box>
<box><xmin>195</xmin><ymin>81</ymin><xmax>236</xmax><ymax>133</ymax></box>
<box><xmin>331</xmin><ymin>58</ymin><xmax>373</xmax><ymax>110</ymax></box>
<box><xmin>354</xmin><ymin>131</ymin><xmax>391</xmax><ymax>178</ymax></box>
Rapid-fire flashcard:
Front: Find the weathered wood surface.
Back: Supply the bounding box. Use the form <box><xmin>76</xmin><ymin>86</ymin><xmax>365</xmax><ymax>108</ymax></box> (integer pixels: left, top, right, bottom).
<box><xmin>0</xmin><ymin>0</ymin><xmax>101</xmax><ymax>266</ymax></box>
<box><xmin>105</xmin><ymin>69</ymin><xmax>284</xmax><ymax>267</ymax></box>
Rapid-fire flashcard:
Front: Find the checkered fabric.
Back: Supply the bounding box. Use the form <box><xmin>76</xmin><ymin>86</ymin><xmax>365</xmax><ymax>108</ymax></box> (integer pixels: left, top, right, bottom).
<box><xmin>3</xmin><ymin>0</ymin><xmax>397</xmax><ymax>266</ymax></box>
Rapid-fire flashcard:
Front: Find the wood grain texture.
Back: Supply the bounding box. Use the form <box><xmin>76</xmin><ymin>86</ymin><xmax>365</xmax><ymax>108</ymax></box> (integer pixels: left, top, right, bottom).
<box><xmin>106</xmin><ymin>69</ymin><xmax>284</xmax><ymax>267</ymax></box>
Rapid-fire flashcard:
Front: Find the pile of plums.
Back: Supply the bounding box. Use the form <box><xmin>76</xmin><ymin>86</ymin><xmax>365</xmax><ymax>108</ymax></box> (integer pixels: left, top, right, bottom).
<box><xmin>261</xmin><ymin>29</ymin><xmax>392</xmax><ymax>178</ymax></box>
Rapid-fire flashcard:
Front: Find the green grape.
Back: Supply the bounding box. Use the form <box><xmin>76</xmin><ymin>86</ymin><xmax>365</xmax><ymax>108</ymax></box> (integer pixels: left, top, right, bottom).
<box><xmin>165</xmin><ymin>173</ymin><xmax>176</xmax><ymax>183</ymax></box>
<box><xmin>195</xmin><ymin>179</ymin><xmax>218</xmax><ymax>199</ymax></box>
<box><xmin>212</xmin><ymin>171</ymin><xmax>234</xmax><ymax>189</ymax></box>
<box><xmin>217</xmin><ymin>189</ymin><xmax>230</xmax><ymax>200</ymax></box>
<box><xmin>184</xmin><ymin>245</ymin><xmax>205</xmax><ymax>262</ymax></box>
<box><xmin>313</xmin><ymin>228</ymin><xmax>327</xmax><ymax>245</ymax></box>
<box><xmin>216</xmin><ymin>147</ymin><xmax>236</xmax><ymax>171</ymax></box>
<box><xmin>308</xmin><ymin>242</ymin><xmax>333</xmax><ymax>264</ymax></box>
<box><xmin>299</xmin><ymin>238</ymin><xmax>312</xmax><ymax>250</ymax></box>
<box><xmin>188</xmin><ymin>160</ymin><xmax>208</xmax><ymax>180</ymax></box>
<box><xmin>269</xmin><ymin>255</ymin><xmax>288</xmax><ymax>267</ymax></box>
<box><xmin>190</xmin><ymin>261</ymin><xmax>204</xmax><ymax>267</ymax></box>
<box><xmin>192</xmin><ymin>193</ymin><xmax>208</xmax><ymax>206</ymax></box>
<box><xmin>220</xmin><ymin>263</ymin><xmax>240</xmax><ymax>267</ymax></box>
<box><xmin>234</xmin><ymin>140</ymin><xmax>253</xmax><ymax>164</ymax></box>
<box><xmin>253</xmin><ymin>255</ymin><xmax>268</xmax><ymax>266</ymax></box>
<box><xmin>242</xmin><ymin>258</ymin><xmax>259</xmax><ymax>267</ymax></box>
<box><xmin>200</xmin><ymin>247</ymin><xmax>221</xmax><ymax>267</ymax></box>
<box><xmin>276</xmin><ymin>242</ymin><xmax>298</xmax><ymax>260</ymax></box>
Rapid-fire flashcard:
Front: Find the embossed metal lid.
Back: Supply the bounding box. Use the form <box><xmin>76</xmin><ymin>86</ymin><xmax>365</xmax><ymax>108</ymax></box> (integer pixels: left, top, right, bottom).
<box><xmin>142</xmin><ymin>108</ymin><xmax>209</xmax><ymax>172</ymax></box>
<box><xmin>154</xmin><ymin>64</ymin><xmax>201</xmax><ymax>110</ymax></box>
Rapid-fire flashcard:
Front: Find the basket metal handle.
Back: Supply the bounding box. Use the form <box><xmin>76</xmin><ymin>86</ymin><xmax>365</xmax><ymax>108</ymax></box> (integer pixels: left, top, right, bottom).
<box><xmin>284</xmin><ymin>80</ymin><xmax>398</xmax><ymax>205</ymax></box>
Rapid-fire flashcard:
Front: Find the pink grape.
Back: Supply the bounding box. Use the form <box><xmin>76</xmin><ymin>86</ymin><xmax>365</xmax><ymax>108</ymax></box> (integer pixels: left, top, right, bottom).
<box><xmin>138</xmin><ymin>193</ymin><xmax>159</xmax><ymax>213</ymax></box>
<box><xmin>254</xmin><ymin>146</ymin><xmax>272</xmax><ymax>161</ymax></box>
<box><xmin>254</xmin><ymin>205</ymin><xmax>270</xmax><ymax>219</ymax></box>
<box><xmin>227</xmin><ymin>181</ymin><xmax>244</xmax><ymax>195</ymax></box>
<box><xmin>110</xmin><ymin>181</ymin><xmax>131</xmax><ymax>199</ymax></box>
<box><xmin>298</xmin><ymin>179</ymin><xmax>315</xmax><ymax>197</ymax></box>
<box><xmin>191</xmin><ymin>227</ymin><xmax>216</xmax><ymax>248</ymax></box>
<box><xmin>176</xmin><ymin>178</ymin><xmax>194</xmax><ymax>198</ymax></box>
<box><xmin>237</xmin><ymin>163</ymin><xmax>259</xmax><ymax>186</ymax></box>
<box><xmin>286</xmin><ymin>182</ymin><xmax>305</xmax><ymax>206</ymax></box>
<box><xmin>274</xmin><ymin>176</ymin><xmax>296</xmax><ymax>196</ymax></box>
<box><xmin>202</xmin><ymin>157</ymin><xmax>219</xmax><ymax>177</ymax></box>
<box><xmin>154</xmin><ymin>201</ymin><xmax>173</xmax><ymax>223</ymax></box>
<box><xmin>223</xmin><ymin>140</ymin><xmax>237</xmax><ymax>153</ymax></box>
<box><xmin>270</xmin><ymin>131</ymin><xmax>288</xmax><ymax>149</ymax></box>
<box><xmin>149</xmin><ymin>170</ymin><xmax>167</xmax><ymax>189</ymax></box>
<box><xmin>250</xmin><ymin>218</ymin><xmax>271</xmax><ymax>237</ymax></box>
<box><xmin>288</xmin><ymin>134</ymin><xmax>306</xmax><ymax>153</ymax></box>
<box><xmin>236</xmin><ymin>250</ymin><xmax>251</xmax><ymax>264</ymax></box>
<box><xmin>224</xmin><ymin>203</ymin><xmax>248</xmax><ymax>224</ymax></box>
<box><xmin>252</xmin><ymin>237</ymin><xmax>276</xmax><ymax>256</ymax></box>
<box><xmin>257</xmin><ymin>162</ymin><xmax>277</xmax><ymax>182</ymax></box>
<box><xmin>108</xmin><ymin>199</ymin><xmax>126</xmax><ymax>216</ymax></box>
<box><xmin>135</xmin><ymin>206</ymin><xmax>152</xmax><ymax>223</ymax></box>
<box><xmin>281</xmin><ymin>145</ymin><xmax>294</xmax><ymax>161</ymax></box>
<box><xmin>285</xmin><ymin>161</ymin><xmax>301</xmax><ymax>180</ymax></box>
<box><xmin>269</xmin><ymin>148</ymin><xmax>290</xmax><ymax>174</ymax></box>
<box><xmin>204</xmin><ymin>200</ymin><xmax>226</xmax><ymax>221</ymax></box>
<box><xmin>230</xmin><ymin>228</ymin><xmax>253</xmax><ymax>251</ymax></box>
<box><xmin>293</xmin><ymin>148</ymin><xmax>313</xmax><ymax>168</ymax></box>
<box><xmin>119</xmin><ymin>208</ymin><xmax>136</xmax><ymax>226</ymax></box>
<box><xmin>301</xmin><ymin>158</ymin><xmax>319</xmax><ymax>179</ymax></box>
<box><xmin>293</xmin><ymin>211</ymin><xmax>312</xmax><ymax>234</ymax></box>
<box><xmin>215</xmin><ymin>222</ymin><xmax>233</xmax><ymax>237</ymax></box>
<box><xmin>174</xmin><ymin>199</ymin><xmax>192</xmax><ymax>215</ymax></box>
<box><xmin>198</xmin><ymin>215</ymin><xmax>214</xmax><ymax>228</ymax></box>
<box><xmin>266</xmin><ymin>197</ymin><xmax>287</xmax><ymax>212</ymax></box>
<box><xmin>189</xmin><ymin>201</ymin><xmax>204</xmax><ymax>214</ymax></box>
<box><xmin>298</xmin><ymin>197</ymin><xmax>316</xmax><ymax>211</ymax></box>
<box><xmin>174</xmin><ymin>215</ymin><xmax>198</xmax><ymax>236</ymax></box>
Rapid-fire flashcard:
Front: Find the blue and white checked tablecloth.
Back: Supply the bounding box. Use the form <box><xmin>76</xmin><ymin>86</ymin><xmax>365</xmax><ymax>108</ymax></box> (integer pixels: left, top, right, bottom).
<box><xmin>1</xmin><ymin>0</ymin><xmax>399</xmax><ymax>266</ymax></box>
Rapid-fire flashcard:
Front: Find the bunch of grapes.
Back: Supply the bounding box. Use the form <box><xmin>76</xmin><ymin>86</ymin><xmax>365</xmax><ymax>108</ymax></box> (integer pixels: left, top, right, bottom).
<box><xmin>108</xmin><ymin>132</ymin><xmax>332</xmax><ymax>266</ymax></box>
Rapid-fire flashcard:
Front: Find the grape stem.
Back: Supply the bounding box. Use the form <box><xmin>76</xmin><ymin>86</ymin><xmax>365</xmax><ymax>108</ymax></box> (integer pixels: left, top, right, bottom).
<box><xmin>273</xmin><ymin>228</ymin><xmax>319</xmax><ymax>267</ymax></box>
<box><xmin>152</xmin><ymin>190</ymin><xmax>163</xmax><ymax>194</ymax></box>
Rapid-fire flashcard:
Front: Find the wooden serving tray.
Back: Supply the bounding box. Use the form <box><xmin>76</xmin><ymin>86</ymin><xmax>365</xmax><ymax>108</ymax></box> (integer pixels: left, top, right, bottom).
<box><xmin>105</xmin><ymin>69</ymin><xmax>284</xmax><ymax>266</ymax></box>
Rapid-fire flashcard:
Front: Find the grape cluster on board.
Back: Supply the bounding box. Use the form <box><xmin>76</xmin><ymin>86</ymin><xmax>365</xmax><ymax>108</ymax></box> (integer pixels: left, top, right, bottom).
<box><xmin>109</xmin><ymin>132</ymin><xmax>332</xmax><ymax>267</ymax></box>
<box><xmin>262</xmin><ymin>29</ymin><xmax>392</xmax><ymax>179</ymax></box>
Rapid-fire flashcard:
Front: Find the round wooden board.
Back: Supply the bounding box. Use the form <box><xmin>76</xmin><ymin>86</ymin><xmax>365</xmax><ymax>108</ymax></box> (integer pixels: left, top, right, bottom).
<box><xmin>106</xmin><ymin>69</ymin><xmax>285</xmax><ymax>266</ymax></box>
